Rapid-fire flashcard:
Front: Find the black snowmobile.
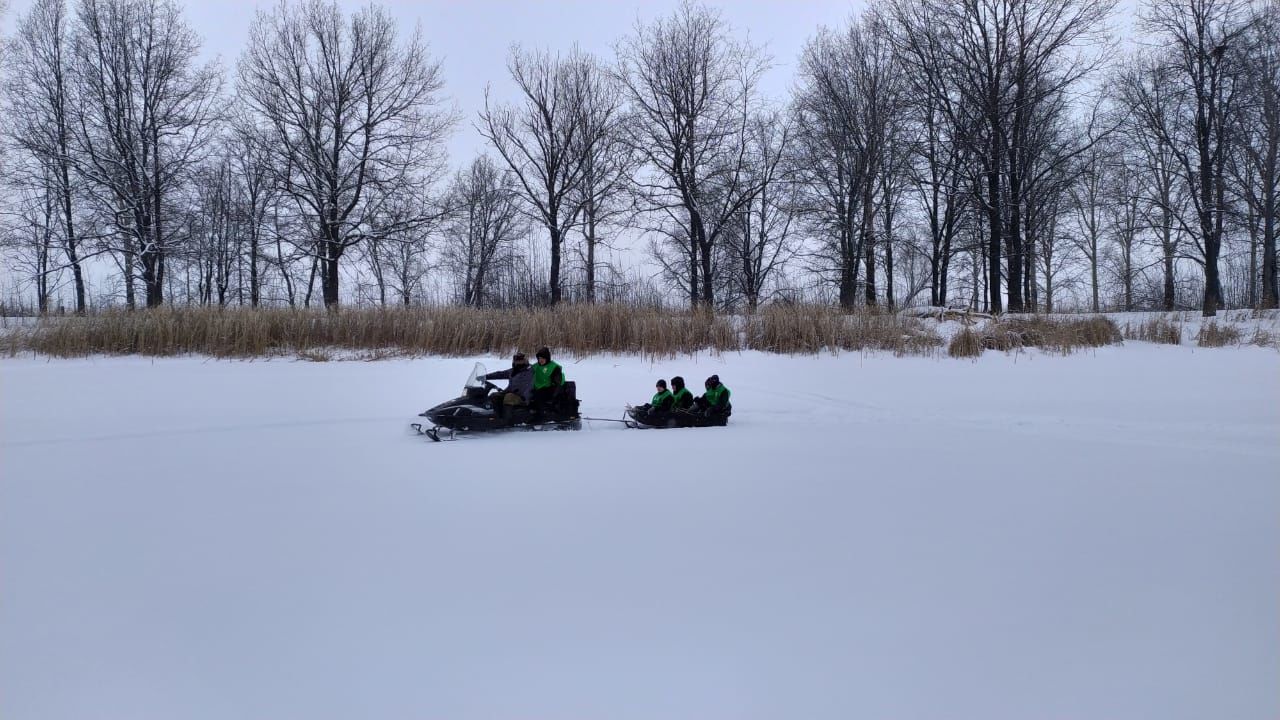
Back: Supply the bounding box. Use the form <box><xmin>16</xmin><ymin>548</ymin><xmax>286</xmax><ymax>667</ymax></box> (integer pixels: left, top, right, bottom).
<box><xmin>623</xmin><ymin>402</ymin><xmax>731</xmax><ymax>429</ymax></box>
<box><xmin>412</xmin><ymin>363</ymin><xmax>581</xmax><ymax>442</ymax></box>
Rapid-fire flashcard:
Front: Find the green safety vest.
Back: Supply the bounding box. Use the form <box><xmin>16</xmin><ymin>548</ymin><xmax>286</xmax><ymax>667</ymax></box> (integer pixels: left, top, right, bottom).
<box><xmin>651</xmin><ymin>389</ymin><xmax>673</xmax><ymax>407</ymax></box>
<box><xmin>704</xmin><ymin>384</ymin><xmax>730</xmax><ymax>406</ymax></box>
<box><xmin>671</xmin><ymin>387</ymin><xmax>693</xmax><ymax>407</ymax></box>
<box><xmin>533</xmin><ymin>360</ymin><xmax>564</xmax><ymax>389</ymax></box>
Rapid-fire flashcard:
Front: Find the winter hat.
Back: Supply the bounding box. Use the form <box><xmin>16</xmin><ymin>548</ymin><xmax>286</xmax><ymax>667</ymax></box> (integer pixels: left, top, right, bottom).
<box><xmin>671</xmin><ymin>376</ymin><xmax>685</xmax><ymax>390</ymax></box>
<box><xmin>536</xmin><ymin>347</ymin><xmax>551</xmax><ymax>361</ymax></box>
<box><xmin>512</xmin><ymin>352</ymin><xmax>528</xmax><ymax>366</ymax></box>
<box><xmin>656</xmin><ymin>379</ymin><xmax>668</xmax><ymax>389</ymax></box>
<box><xmin>705</xmin><ymin>374</ymin><xmax>720</xmax><ymax>388</ymax></box>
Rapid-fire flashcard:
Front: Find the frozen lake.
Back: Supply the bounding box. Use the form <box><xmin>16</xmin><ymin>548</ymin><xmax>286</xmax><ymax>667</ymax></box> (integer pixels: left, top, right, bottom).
<box><xmin>2</xmin><ymin>344</ymin><xmax>1278</xmax><ymax>720</ymax></box>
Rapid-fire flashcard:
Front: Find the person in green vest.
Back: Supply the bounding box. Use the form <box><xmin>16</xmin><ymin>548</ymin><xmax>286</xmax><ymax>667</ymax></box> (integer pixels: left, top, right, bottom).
<box><xmin>695</xmin><ymin>374</ymin><xmax>732</xmax><ymax>421</ymax></box>
<box><xmin>649</xmin><ymin>379</ymin><xmax>674</xmax><ymax>413</ymax></box>
<box><xmin>626</xmin><ymin>378</ymin><xmax>674</xmax><ymax>426</ymax></box>
<box><xmin>669</xmin><ymin>376</ymin><xmax>694</xmax><ymax>411</ymax></box>
<box><xmin>531</xmin><ymin>346</ymin><xmax>565</xmax><ymax>410</ymax></box>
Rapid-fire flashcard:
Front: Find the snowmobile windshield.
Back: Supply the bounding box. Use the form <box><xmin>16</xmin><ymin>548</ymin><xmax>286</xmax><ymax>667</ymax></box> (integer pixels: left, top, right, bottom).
<box><xmin>465</xmin><ymin>363</ymin><xmax>488</xmax><ymax>389</ymax></box>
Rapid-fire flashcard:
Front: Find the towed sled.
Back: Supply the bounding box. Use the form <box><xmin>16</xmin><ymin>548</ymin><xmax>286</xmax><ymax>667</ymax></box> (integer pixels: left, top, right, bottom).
<box><xmin>623</xmin><ymin>403</ymin><xmax>731</xmax><ymax>429</ymax></box>
<box><xmin>412</xmin><ymin>363</ymin><xmax>581</xmax><ymax>442</ymax></box>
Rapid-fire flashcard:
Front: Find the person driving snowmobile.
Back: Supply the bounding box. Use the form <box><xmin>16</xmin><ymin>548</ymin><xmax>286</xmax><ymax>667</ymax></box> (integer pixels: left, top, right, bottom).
<box><xmin>484</xmin><ymin>352</ymin><xmax>533</xmax><ymax>418</ymax></box>
<box><xmin>694</xmin><ymin>375</ymin><xmax>731</xmax><ymax>418</ymax></box>
<box><xmin>531</xmin><ymin>347</ymin><xmax>565</xmax><ymax>410</ymax></box>
<box><xmin>669</xmin><ymin>376</ymin><xmax>694</xmax><ymax>411</ymax></box>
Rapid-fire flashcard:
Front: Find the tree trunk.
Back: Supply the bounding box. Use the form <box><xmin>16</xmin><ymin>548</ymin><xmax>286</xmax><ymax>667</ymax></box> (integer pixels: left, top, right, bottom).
<box><xmin>862</xmin><ymin>179</ymin><xmax>876</xmax><ymax>307</ymax></box>
<box><xmin>585</xmin><ymin>199</ymin><xmax>597</xmax><ymax>303</ymax></box>
<box><xmin>1265</xmin><ymin>194</ymin><xmax>1278</xmax><ymax>307</ymax></box>
<box><xmin>699</xmin><ymin>237</ymin><xmax>714</xmax><ymax>308</ymax></box>
<box><xmin>322</xmin><ymin>242</ymin><xmax>341</xmax><ymax>308</ymax></box>
<box><xmin>1006</xmin><ymin>156</ymin><xmax>1024</xmax><ymax>314</ymax></box>
<box><xmin>549</xmin><ymin>224</ymin><xmax>562</xmax><ymax>305</ymax></box>
<box><xmin>883</xmin><ymin>181</ymin><xmax>895</xmax><ymax>310</ymax></box>
<box><xmin>986</xmin><ymin>160</ymin><xmax>1003</xmax><ymax>314</ymax></box>
<box><xmin>249</xmin><ymin>228</ymin><xmax>260</xmax><ymax>307</ymax></box>
<box><xmin>1091</xmin><ymin>256</ymin><xmax>1100</xmax><ymax>313</ymax></box>
<box><xmin>58</xmin><ymin>162</ymin><xmax>85</xmax><ymax>313</ymax></box>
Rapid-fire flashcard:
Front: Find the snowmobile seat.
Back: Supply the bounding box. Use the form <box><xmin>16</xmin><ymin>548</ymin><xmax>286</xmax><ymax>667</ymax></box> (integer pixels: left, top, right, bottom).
<box><xmin>557</xmin><ymin>381</ymin><xmax>580</xmax><ymax>416</ymax></box>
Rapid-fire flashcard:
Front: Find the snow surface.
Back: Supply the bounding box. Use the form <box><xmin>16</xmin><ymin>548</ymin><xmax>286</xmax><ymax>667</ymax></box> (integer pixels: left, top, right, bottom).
<box><xmin>2</xmin><ymin>345</ymin><xmax>1278</xmax><ymax>720</ymax></box>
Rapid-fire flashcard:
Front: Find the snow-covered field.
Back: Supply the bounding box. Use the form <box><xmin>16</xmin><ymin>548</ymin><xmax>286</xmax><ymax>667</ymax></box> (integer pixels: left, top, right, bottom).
<box><xmin>2</xmin><ymin>343</ymin><xmax>1278</xmax><ymax>720</ymax></box>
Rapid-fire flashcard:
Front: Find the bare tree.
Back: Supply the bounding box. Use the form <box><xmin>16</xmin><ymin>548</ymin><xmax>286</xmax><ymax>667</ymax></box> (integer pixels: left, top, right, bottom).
<box><xmin>616</xmin><ymin>0</ymin><xmax>767</xmax><ymax>308</ymax></box>
<box><xmin>69</xmin><ymin>0</ymin><xmax>221</xmax><ymax>308</ymax></box>
<box><xmin>723</xmin><ymin>111</ymin><xmax>796</xmax><ymax>311</ymax></box>
<box><xmin>237</xmin><ymin>0</ymin><xmax>453</xmax><ymax>308</ymax></box>
<box><xmin>1069</xmin><ymin>131</ymin><xmax>1109</xmax><ymax>311</ymax></box>
<box><xmin>1134</xmin><ymin>0</ymin><xmax>1254</xmax><ymax>316</ymax></box>
<box><xmin>886</xmin><ymin>4</ymin><xmax>975</xmax><ymax>308</ymax></box>
<box><xmin>1105</xmin><ymin>152</ymin><xmax>1144</xmax><ymax>311</ymax></box>
<box><xmin>479</xmin><ymin>46</ymin><xmax>603</xmax><ymax>305</ymax></box>
<box><xmin>1114</xmin><ymin>54</ymin><xmax>1191</xmax><ymax>310</ymax></box>
<box><xmin>1232</xmin><ymin>2</ymin><xmax>1279</xmax><ymax>308</ymax></box>
<box><xmin>224</xmin><ymin>119</ymin><xmax>277</xmax><ymax>307</ymax></box>
<box><xmin>6</xmin><ymin>0</ymin><xmax>89</xmax><ymax>311</ymax></box>
<box><xmin>1</xmin><ymin>164</ymin><xmax>63</xmax><ymax>312</ymax></box>
<box><xmin>359</xmin><ymin>188</ymin><xmax>441</xmax><ymax>306</ymax></box>
<box><xmin>566</xmin><ymin>55</ymin><xmax>633</xmax><ymax>302</ymax></box>
<box><xmin>793</xmin><ymin>15</ymin><xmax>902</xmax><ymax>308</ymax></box>
<box><xmin>189</xmin><ymin>157</ymin><xmax>238</xmax><ymax>305</ymax></box>
<box><xmin>888</xmin><ymin>0</ymin><xmax>1112</xmax><ymax>313</ymax></box>
<box><xmin>442</xmin><ymin>155</ymin><xmax>525</xmax><ymax>307</ymax></box>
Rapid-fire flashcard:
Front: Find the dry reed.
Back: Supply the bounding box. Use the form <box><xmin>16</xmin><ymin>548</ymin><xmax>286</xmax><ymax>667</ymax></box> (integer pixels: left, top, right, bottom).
<box><xmin>948</xmin><ymin>328</ymin><xmax>983</xmax><ymax>358</ymax></box>
<box><xmin>17</xmin><ymin>305</ymin><xmax>743</xmax><ymax>359</ymax></box>
<box><xmin>1196</xmin><ymin>321</ymin><xmax>1243</xmax><ymax>347</ymax></box>
<box><xmin>1123</xmin><ymin>317</ymin><xmax>1184</xmax><ymax>345</ymax></box>
<box><xmin>744</xmin><ymin>304</ymin><xmax>943</xmax><ymax>355</ymax></box>
<box><xmin>8</xmin><ymin>305</ymin><xmax>1159</xmax><ymax>361</ymax></box>
<box><xmin>979</xmin><ymin>316</ymin><xmax>1122</xmax><ymax>354</ymax></box>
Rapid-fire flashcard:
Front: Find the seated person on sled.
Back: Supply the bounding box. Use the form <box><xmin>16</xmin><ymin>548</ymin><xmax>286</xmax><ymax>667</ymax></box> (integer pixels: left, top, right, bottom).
<box><xmin>669</xmin><ymin>376</ymin><xmax>694</xmax><ymax>412</ymax></box>
<box><xmin>692</xmin><ymin>374</ymin><xmax>732</xmax><ymax>422</ymax></box>
<box><xmin>630</xmin><ymin>379</ymin><xmax>674</xmax><ymax>425</ymax></box>
<box><xmin>484</xmin><ymin>352</ymin><xmax>533</xmax><ymax>419</ymax></box>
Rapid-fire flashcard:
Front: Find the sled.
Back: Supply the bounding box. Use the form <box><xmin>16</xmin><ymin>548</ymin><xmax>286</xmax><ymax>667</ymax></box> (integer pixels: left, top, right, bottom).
<box><xmin>623</xmin><ymin>403</ymin><xmax>730</xmax><ymax>430</ymax></box>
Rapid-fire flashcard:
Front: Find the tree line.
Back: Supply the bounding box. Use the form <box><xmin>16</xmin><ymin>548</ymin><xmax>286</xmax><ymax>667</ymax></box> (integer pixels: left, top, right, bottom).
<box><xmin>1</xmin><ymin>0</ymin><xmax>1276</xmax><ymax>316</ymax></box>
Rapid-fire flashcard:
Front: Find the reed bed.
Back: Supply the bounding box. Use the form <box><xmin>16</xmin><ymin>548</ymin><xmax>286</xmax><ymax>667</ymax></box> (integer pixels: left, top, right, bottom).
<box><xmin>979</xmin><ymin>316</ymin><xmax>1123</xmax><ymax>354</ymax></box>
<box><xmin>14</xmin><ymin>304</ymin><xmax>943</xmax><ymax>359</ymax></box>
<box><xmin>1196</xmin><ymin>321</ymin><xmax>1243</xmax><ymax>348</ymax></box>
<box><xmin>9</xmin><ymin>305</ymin><xmax>1195</xmax><ymax>361</ymax></box>
<box><xmin>744</xmin><ymin>304</ymin><xmax>944</xmax><ymax>355</ymax></box>
<box><xmin>15</xmin><ymin>305</ymin><xmax>744</xmax><ymax>359</ymax></box>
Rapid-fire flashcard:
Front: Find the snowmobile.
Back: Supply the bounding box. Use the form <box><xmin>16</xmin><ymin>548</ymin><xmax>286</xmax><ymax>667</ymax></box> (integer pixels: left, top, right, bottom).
<box><xmin>623</xmin><ymin>402</ymin><xmax>731</xmax><ymax>429</ymax></box>
<box><xmin>412</xmin><ymin>362</ymin><xmax>581</xmax><ymax>442</ymax></box>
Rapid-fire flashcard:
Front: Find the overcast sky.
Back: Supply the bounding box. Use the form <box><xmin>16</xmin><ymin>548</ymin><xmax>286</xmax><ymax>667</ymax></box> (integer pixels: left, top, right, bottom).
<box><xmin>0</xmin><ymin>0</ymin><xmax>865</xmax><ymax>166</ymax></box>
<box><xmin>0</xmin><ymin>0</ymin><xmax>1147</xmax><ymax>172</ymax></box>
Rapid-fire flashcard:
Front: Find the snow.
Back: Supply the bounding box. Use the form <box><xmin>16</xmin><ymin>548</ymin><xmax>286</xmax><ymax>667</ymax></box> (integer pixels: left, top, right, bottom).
<box><xmin>2</xmin><ymin>344</ymin><xmax>1278</xmax><ymax>720</ymax></box>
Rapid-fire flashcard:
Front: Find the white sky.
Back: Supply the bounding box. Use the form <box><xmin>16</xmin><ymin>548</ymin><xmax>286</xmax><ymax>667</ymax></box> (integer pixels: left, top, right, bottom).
<box><xmin>0</xmin><ymin>0</ymin><xmax>1147</xmax><ymax>172</ymax></box>
<box><xmin>175</xmin><ymin>0</ymin><xmax>864</xmax><ymax>168</ymax></box>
